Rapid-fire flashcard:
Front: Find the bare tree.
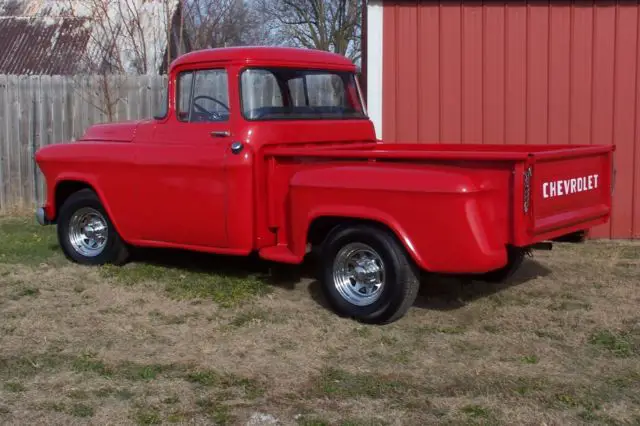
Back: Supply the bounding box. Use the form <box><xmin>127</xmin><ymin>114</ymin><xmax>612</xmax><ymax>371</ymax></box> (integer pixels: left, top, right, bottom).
<box><xmin>64</xmin><ymin>0</ymin><xmax>184</xmax><ymax>74</ymax></box>
<box><xmin>183</xmin><ymin>0</ymin><xmax>274</xmax><ymax>49</ymax></box>
<box><xmin>49</xmin><ymin>0</ymin><xmax>277</xmax><ymax>121</ymax></box>
<box><xmin>256</xmin><ymin>0</ymin><xmax>362</xmax><ymax>62</ymax></box>
<box><xmin>57</xmin><ymin>0</ymin><xmax>185</xmax><ymax>120</ymax></box>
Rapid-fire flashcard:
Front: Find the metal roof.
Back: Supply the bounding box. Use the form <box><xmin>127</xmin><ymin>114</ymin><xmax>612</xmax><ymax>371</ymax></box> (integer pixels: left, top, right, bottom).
<box><xmin>0</xmin><ymin>0</ymin><xmax>180</xmax><ymax>75</ymax></box>
<box><xmin>0</xmin><ymin>16</ymin><xmax>91</xmax><ymax>75</ymax></box>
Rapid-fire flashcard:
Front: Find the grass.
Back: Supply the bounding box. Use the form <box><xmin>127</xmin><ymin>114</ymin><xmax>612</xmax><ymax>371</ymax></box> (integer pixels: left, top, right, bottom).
<box><xmin>4</xmin><ymin>382</ymin><xmax>25</xmax><ymax>392</ymax></box>
<box><xmin>100</xmin><ymin>263</ymin><xmax>270</xmax><ymax>307</ymax></box>
<box><xmin>186</xmin><ymin>369</ymin><xmax>265</xmax><ymax>399</ymax></box>
<box><xmin>588</xmin><ymin>329</ymin><xmax>638</xmax><ymax>358</ymax></box>
<box><xmin>310</xmin><ymin>367</ymin><xmax>418</xmax><ymax>399</ymax></box>
<box><xmin>197</xmin><ymin>398</ymin><xmax>232</xmax><ymax>424</ymax></box>
<box><xmin>520</xmin><ymin>354</ymin><xmax>539</xmax><ymax>364</ymax></box>
<box><xmin>39</xmin><ymin>401</ymin><xmax>94</xmax><ymax>418</ymax></box>
<box><xmin>461</xmin><ymin>404</ymin><xmax>493</xmax><ymax>420</ymax></box>
<box><xmin>0</xmin><ymin>216</ymin><xmax>639</xmax><ymax>424</ymax></box>
<box><xmin>132</xmin><ymin>406</ymin><xmax>162</xmax><ymax>425</ymax></box>
<box><xmin>0</xmin><ymin>218</ymin><xmax>60</xmax><ymax>264</ymax></box>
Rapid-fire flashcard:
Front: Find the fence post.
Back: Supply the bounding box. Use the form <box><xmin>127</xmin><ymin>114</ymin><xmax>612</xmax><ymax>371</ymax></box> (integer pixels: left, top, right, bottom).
<box><xmin>31</xmin><ymin>84</ymin><xmax>39</xmax><ymax>206</ymax></box>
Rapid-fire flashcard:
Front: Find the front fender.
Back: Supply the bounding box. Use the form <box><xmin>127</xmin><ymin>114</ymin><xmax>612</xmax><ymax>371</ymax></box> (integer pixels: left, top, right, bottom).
<box><xmin>287</xmin><ymin>164</ymin><xmax>509</xmax><ymax>273</ymax></box>
<box><xmin>47</xmin><ymin>174</ymin><xmax>126</xmax><ymax>237</ymax></box>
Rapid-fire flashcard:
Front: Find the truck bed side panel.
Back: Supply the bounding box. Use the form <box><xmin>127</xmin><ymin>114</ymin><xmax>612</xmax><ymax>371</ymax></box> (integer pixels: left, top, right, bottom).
<box><xmin>285</xmin><ymin>164</ymin><xmax>511</xmax><ymax>273</ymax></box>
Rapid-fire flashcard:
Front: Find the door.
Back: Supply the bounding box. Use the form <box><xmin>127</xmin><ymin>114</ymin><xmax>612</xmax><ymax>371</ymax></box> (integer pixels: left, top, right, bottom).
<box><xmin>135</xmin><ymin>67</ymin><xmax>232</xmax><ymax>248</ymax></box>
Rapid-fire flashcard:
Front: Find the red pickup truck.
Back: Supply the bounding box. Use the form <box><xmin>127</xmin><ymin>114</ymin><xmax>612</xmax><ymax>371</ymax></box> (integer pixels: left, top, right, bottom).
<box><xmin>35</xmin><ymin>47</ymin><xmax>615</xmax><ymax>324</ymax></box>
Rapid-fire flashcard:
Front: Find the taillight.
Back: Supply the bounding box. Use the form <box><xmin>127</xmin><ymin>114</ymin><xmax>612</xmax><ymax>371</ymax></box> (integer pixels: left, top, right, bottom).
<box><xmin>523</xmin><ymin>166</ymin><xmax>532</xmax><ymax>213</ymax></box>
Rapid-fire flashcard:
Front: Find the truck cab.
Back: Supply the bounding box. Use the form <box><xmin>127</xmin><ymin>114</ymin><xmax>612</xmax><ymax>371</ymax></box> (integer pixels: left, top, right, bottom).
<box><xmin>35</xmin><ymin>47</ymin><xmax>614</xmax><ymax>324</ymax></box>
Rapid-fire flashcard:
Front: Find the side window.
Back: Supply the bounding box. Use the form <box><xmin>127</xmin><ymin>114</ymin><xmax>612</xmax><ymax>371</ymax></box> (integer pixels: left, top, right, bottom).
<box><xmin>177</xmin><ymin>69</ymin><xmax>230</xmax><ymax>122</ymax></box>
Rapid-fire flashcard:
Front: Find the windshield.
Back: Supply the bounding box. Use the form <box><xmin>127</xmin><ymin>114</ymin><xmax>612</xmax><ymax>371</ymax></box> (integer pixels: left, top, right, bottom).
<box><xmin>240</xmin><ymin>68</ymin><xmax>366</xmax><ymax>121</ymax></box>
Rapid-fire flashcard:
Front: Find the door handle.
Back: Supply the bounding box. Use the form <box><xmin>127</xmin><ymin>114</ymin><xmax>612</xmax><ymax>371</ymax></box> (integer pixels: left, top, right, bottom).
<box><xmin>211</xmin><ymin>130</ymin><xmax>231</xmax><ymax>138</ymax></box>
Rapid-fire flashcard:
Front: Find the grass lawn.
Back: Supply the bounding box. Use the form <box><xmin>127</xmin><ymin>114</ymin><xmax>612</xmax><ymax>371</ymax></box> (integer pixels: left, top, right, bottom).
<box><xmin>0</xmin><ymin>216</ymin><xmax>639</xmax><ymax>425</ymax></box>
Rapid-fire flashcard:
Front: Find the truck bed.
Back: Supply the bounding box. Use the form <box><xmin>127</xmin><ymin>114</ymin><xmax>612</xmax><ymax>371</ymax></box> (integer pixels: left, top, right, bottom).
<box><xmin>260</xmin><ymin>143</ymin><xmax>614</xmax><ymax>266</ymax></box>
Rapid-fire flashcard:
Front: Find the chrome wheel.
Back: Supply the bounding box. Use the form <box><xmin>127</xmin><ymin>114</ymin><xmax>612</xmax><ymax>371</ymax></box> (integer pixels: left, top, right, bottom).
<box><xmin>68</xmin><ymin>207</ymin><xmax>108</xmax><ymax>257</ymax></box>
<box><xmin>332</xmin><ymin>242</ymin><xmax>385</xmax><ymax>306</ymax></box>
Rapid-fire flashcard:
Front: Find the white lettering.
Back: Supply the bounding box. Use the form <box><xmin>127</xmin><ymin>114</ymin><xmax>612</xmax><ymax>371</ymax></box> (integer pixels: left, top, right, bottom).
<box><xmin>542</xmin><ymin>173</ymin><xmax>601</xmax><ymax>198</ymax></box>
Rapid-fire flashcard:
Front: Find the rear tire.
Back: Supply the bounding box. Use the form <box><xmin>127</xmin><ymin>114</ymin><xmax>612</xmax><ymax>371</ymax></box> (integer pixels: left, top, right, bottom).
<box><xmin>318</xmin><ymin>224</ymin><xmax>419</xmax><ymax>324</ymax></box>
<box><xmin>57</xmin><ymin>189</ymin><xmax>129</xmax><ymax>265</ymax></box>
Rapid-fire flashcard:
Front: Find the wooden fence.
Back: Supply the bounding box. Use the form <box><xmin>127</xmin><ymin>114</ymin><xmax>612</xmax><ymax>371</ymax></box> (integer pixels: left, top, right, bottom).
<box><xmin>0</xmin><ymin>74</ymin><xmax>168</xmax><ymax>212</ymax></box>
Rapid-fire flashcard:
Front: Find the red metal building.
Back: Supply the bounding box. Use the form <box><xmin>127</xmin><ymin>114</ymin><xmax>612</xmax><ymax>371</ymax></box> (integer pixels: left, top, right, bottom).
<box><xmin>365</xmin><ymin>0</ymin><xmax>640</xmax><ymax>239</ymax></box>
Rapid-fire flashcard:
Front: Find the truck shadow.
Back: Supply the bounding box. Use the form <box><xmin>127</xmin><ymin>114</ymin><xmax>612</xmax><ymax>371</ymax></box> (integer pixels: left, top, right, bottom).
<box><xmin>127</xmin><ymin>247</ymin><xmax>272</xmax><ymax>278</ymax></box>
<box><xmin>411</xmin><ymin>259</ymin><xmax>552</xmax><ymax>311</ymax></box>
<box><xmin>126</xmin><ymin>248</ymin><xmax>551</xmax><ymax>313</ymax></box>
<box><xmin>305</xmin><ymin>258</ymin><xmax>552</xmax><ymax>313</ymax></box>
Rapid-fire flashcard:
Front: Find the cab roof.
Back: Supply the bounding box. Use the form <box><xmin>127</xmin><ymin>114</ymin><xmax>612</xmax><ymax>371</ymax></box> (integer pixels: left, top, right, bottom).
<box><xmin>169</xmin><ymin>46</ymin><xmax>356</xmax><ymax>72</ymax></box>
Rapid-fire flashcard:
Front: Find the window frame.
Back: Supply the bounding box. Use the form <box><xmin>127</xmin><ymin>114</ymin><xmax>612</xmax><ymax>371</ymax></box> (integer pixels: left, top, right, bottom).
<box><xmin>176</xmin><ymin>68</ymin><xmax>230</xmax><ymax>123</ymax></box>
<box><xmin>238</xmin><ymin>67</ymin><xmax>368</xmax><ymax>122</ymax></box>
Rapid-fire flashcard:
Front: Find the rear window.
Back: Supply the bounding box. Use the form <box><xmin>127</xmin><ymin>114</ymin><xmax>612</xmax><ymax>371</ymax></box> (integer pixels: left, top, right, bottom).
<box><xmin>240</xmin><ymin>68</ymin><xmax>366</xmax><ymax>121</ymax></box>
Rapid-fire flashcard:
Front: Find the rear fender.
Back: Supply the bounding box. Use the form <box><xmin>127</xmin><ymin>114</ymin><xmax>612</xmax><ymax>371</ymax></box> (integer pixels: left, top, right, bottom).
<box><xmin>287</xmin><ymin>165</ymin><xmax>507</xmax><ymax>273</ymax></box>
<box><xmin>305</xmin><ymin>207</ymin><xmax>426</xmax><ymax>268</ymax></box>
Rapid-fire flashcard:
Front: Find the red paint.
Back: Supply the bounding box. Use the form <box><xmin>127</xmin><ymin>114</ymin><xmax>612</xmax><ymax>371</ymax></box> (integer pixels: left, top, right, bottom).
<box><xmin>611</xmin><ymin>4</ymin><xmax>638</xmax><ymax>239</ymax></box>
<box><xmin>440</xmin><ymin>3</ymin><xmax>462</xmax><ymax>142</ymax></box>
<box><xmin>418</xmin><ymin>3</ymin><xmax>441</xmax><ymax>141</ymax></box>
<box><xmin>462</xmin><ymin>4</ymin><xmax>483</xmax><ymax>143</ymax></box>
<box><xmin>34</xmin><ymin>47</ymin><xmax>614</xmax><ymax>276</ymax></box>
<box><xmin>396</xmin><ymin>2</ymin><xmax>419</xmax><ymax>141</ymax></box>
<box><xmin>505</xmin><ymin>4</ymin><xmax>527</xmax><ymax>145</ymax></box>
<box><xmin>382</xmin><ymin>2</ymin><xmax>640</xmax><ymax>239</ymax></box>
<box><xmin>483</xmin><ymin>4</ymin><xmax>505</xmax><ymax>145</ymax></box>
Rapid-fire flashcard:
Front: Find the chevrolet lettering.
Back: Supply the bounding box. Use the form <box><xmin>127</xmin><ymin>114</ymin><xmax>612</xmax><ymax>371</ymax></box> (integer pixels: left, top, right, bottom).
<box><xmin>543</xmin><ymin>174</ymin><xmax>600</xmax><ymax>199</ymax></box>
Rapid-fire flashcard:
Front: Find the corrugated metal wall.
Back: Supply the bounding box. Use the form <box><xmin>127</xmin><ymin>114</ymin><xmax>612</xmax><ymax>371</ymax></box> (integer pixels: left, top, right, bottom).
<box><xmin>381</xmin><ymin>1</ymin><xmax>640</xmax><ymax>239</ymax></box>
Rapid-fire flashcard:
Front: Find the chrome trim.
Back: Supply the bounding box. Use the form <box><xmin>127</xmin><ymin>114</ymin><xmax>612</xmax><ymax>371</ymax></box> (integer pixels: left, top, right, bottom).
<box><xmin>68</xmin><ymin>207</ymin><xmax>108</xmax><ymax>257</ymax></box>
<box><xmin>211</xmin><ymin>130</ymin><xmax>231</xmax><ymax>138</ymax></box>
<box><xmin>332</xmin><ymin>242</ymin><xmax>385</xmax><ymax>307</ymax></box>
<box><xmin>523</xmin><ymin>167</ymin><xmax>532</xmax><ymax>214</ymax></box>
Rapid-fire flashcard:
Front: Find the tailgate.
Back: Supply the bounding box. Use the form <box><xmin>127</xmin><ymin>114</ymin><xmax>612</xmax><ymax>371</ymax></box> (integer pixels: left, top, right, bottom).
<box><xmin>520</xmin><ymin>145</ymin><xmax>614</xmax><ymax>243</ymax></box>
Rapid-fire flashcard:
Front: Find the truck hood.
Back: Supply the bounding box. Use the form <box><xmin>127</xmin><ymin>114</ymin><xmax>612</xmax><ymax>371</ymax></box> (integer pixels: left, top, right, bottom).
<box><xmin>80</xmin><ymin>120</ymin><xmax>146</xmax><ymax>142</ymax></box>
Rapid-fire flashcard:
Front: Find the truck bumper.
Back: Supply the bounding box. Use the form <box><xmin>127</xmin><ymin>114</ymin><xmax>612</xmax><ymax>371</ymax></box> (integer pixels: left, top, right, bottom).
<box><xmin>36</xmin><ymin>207</ymin><xmax>52</xmax><ymax>226</ymax></box>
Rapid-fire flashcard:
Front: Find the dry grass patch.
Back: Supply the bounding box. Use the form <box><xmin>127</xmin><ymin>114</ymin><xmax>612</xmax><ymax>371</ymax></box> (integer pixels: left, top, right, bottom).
<box><xmin>1</xmin><ymin>217</ymin><xmax>639</xmax><ymax>424</ymax></box>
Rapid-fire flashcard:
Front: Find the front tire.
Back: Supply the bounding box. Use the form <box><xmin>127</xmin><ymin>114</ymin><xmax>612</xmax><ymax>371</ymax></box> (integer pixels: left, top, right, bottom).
<box><xmin>318</xmin><ymin>224</ymin><xmax>420</xmax><ymax>324</ymax></box>
<box><xmin>57</xmin><ymin>189</ymin><xmax>129</xmax><ymax>265</ymax></box>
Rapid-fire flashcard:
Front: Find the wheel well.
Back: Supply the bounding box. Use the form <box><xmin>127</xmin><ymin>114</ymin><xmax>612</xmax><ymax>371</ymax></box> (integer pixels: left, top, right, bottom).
<box><xmin>55</xmin><ymin>181</ymin><xmax>94</xmax><ymax>216</ymax></box>
<box><xmin>306</xmin><ymin>216</ymin><xmax>399</xmax><ymax>249</ymax></box>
